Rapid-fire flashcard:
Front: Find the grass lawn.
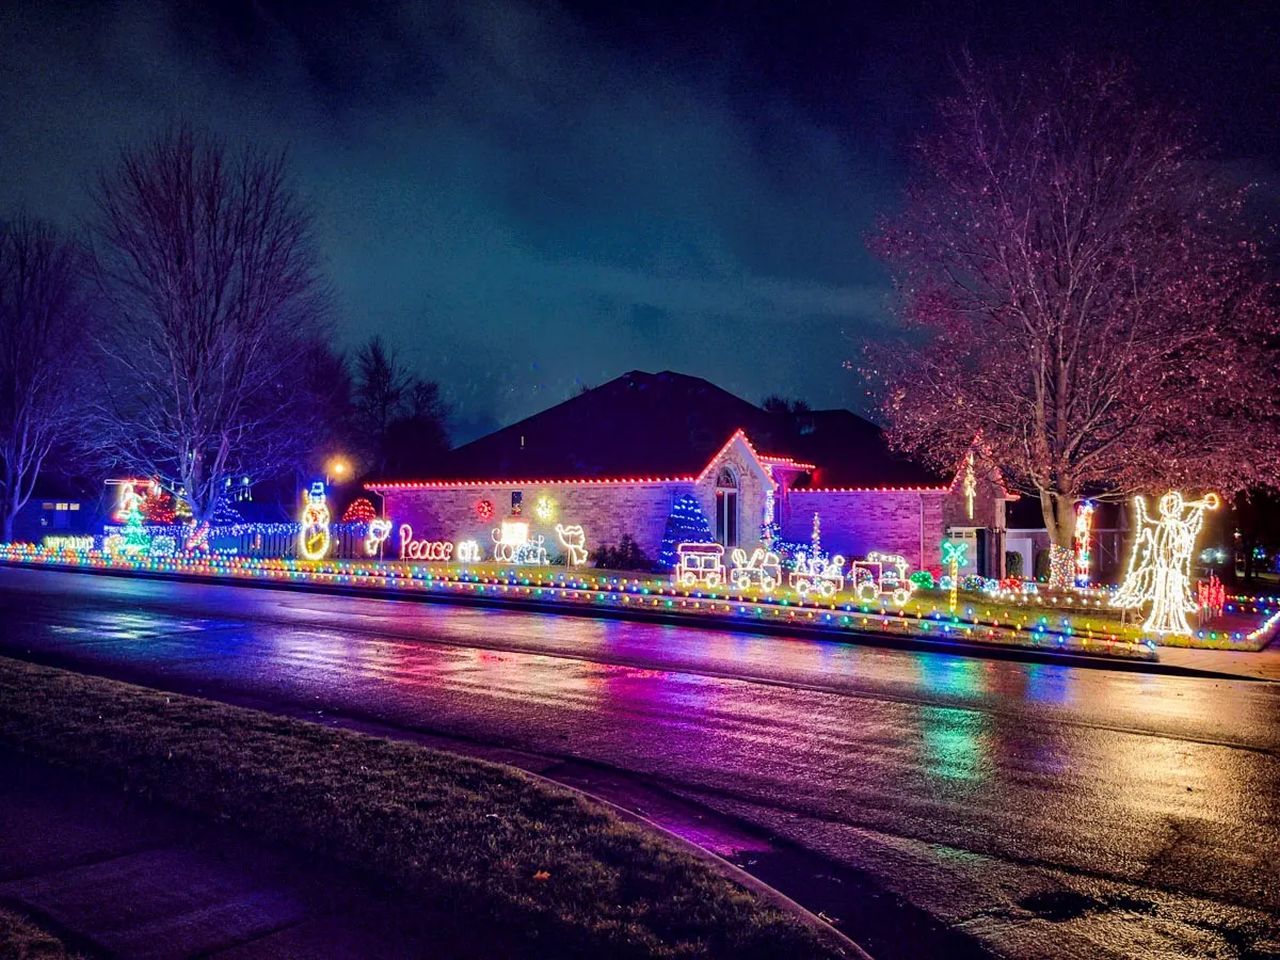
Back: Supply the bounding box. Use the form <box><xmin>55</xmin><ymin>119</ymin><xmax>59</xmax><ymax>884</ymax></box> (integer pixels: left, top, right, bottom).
<box><xmin>0</xmin><ymin>907</ymin><xmax>81</xmax><ymax>960</ymax></box>
<box><xmin>0</xmin><ymin>657</ymin><xmax>847</xmax><ymax>960</ymax></box>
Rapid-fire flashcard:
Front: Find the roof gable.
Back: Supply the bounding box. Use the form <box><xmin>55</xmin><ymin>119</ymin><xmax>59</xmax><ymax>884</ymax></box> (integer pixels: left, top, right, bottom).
<box><xmin>369</xmin><ymin>370</ymin><xmax>943</xmax><ymax>489</ymax></box>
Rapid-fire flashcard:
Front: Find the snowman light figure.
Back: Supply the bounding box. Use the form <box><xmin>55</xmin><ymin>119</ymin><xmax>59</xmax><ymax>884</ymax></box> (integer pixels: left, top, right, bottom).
<box><xmin>299</xmin><ymin>481</ymin><xmax>332</xmax><ymax>560</ymax></box>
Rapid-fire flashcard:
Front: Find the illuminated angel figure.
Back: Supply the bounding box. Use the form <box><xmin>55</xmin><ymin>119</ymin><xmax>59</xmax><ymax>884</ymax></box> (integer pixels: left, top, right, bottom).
<box><xmin>1112</xmin><ymin>492</ymin><xmax>1219</xmax><ymax>635</ymax></box>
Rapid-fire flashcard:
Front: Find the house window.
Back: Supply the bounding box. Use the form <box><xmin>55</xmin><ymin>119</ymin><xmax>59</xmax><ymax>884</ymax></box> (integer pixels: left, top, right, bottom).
<box><xmin>714</xmin><ymin>466</ymin><xmax>739</xmax><ymax>547</ymax></box>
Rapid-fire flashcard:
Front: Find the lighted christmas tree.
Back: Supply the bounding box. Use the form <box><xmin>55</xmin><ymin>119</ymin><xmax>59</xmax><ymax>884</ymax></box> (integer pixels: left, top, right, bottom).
<box><xmin>121</xmin><ymin>485</ymin><xmax>149</xmax><ymax>555</ymax></box>
<box><xmin>140</xmin><ymin>485</ymin><xmax>176</xmax><ymax>524</ymax></box>
<box><xmin>658</xmin><ymin>495</ymin><xmax>713</xmax><ymax>569</ymax></box>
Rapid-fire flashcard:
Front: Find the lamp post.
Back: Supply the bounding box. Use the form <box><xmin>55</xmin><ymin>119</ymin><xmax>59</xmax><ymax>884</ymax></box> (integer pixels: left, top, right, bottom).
<box><xmin>326</xmin><ymin>457</ymin><xmax>351</xmax><ymax>486</ymax></box>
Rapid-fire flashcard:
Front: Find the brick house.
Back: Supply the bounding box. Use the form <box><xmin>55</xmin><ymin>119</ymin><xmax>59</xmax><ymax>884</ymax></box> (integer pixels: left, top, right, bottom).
<box><xmin>368</xmin><ymin>371</ymin><xmax>1014</xmax><ymax>575</ymax></box>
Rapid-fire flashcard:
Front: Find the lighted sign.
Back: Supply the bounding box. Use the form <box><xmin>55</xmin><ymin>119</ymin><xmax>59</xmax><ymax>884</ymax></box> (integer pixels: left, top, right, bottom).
<box><xmin>42</xmin><ymin>535</ymin><xmax>94</xmax><ymax>552</ymax></box>
<box><xmin>400</xmin><ymin>523</ymin><xmax>454</xmax><ymax>562</ymax></box>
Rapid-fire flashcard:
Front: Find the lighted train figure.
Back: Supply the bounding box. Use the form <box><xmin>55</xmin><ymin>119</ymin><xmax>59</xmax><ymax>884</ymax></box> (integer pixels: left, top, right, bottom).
<box><xmin>849</xmin><ymin>551</ymin><xmax>916</xmax><ymax>607</ymax></box>
<box><xmin>788</xmin><ymin>551</ymin><xmax>846</xmax><ymax>598</ymax></box>
<box><xmin>729</xmin><ymin>547</ymin><xmax>783</xmax><ymax>592</ymax></box>
<box><xmin>674</xmin><ymin>542</ymin><xmax>726</xmax><ymax>588</ymax></box>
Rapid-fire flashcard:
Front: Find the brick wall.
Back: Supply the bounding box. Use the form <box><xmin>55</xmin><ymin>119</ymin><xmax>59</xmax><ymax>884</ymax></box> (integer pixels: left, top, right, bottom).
<box><xmin>781</xmin><ymin>490</ymin><xmax>947</xmax><ymax>570</ymax></box>
<box><xmin>380</xmin><ymin>482</ymin><xmax>689</xmax><ymax>564</ymax></box>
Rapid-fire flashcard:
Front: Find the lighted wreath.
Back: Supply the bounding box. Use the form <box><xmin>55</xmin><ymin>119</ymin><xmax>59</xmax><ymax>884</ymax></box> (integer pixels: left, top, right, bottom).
<box><xmin>475</xmin><ymin>498</ymin><xmax>495</xmax><ymax>520</ymax></box>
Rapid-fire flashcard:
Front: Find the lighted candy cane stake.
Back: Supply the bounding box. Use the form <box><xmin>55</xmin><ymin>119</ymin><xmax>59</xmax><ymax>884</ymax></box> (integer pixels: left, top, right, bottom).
<box><xmin>941</xmin><ymin>538</ymin><xmax>968</xmax><ymax>613</ymax></box>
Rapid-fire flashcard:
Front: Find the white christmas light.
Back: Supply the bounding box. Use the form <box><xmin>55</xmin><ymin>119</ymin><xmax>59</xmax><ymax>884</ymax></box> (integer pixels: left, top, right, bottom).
<box><xmin>400</xmin><ymin>523</ymin><xmax>453</xmax><ymax>561</ymax></box>
<box><xmin>456</xmin><ymin>540</ymin><xmax>482</xmax><ymax>563</ymax></box>
<box><xmin>675</xmin><ymin>542</ymin><xmax>726</xmax><ymax>588</ymax></box>
<box><xmin>534</xmin><ymin>495</ymin><xmax>557</xmax><ymax>522</ymax></box>
<box><xmin>789</xmin><ymin>552</ymin><xmax>846</xmax><ymax>598</ymax></box>
<box><xmin>554</xmin><ymin>523</ymin><xmax>589</xmax><ymax>566</ymax></box>
<box><xmin>852</xmin><ymin>551</ymin><xmax>916</xmax><ymax>607</ymax></box>
<box><xmin>364</xmin><ymin>518</ymin><xmax>392</xmax><ymax>556</ymax></box>
<box><xmin>730</xmin><ymin>547</ymin><xmax>782</xmax><ymax>593</ymax></box>
<box><xmin>962</xmin><ymin>451</ymin><xmax>977</xmax><ymax>520</ymax></box>
<box><xmin>1112</xmin><ymin>491</ymin><xmax>1219</xmax><ymax>636</ymax></box>
<box><xmin>42</xmin><ymin>535</ymin><xmax>94</xmax><ymax>552</ymax></box>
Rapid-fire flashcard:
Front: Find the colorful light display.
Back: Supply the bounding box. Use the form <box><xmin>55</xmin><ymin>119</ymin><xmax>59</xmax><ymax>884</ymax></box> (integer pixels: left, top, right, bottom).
<box><xmin>1112</xmin><ymin>491</ymin><xmax>1219</xmax><ymax>635</ymax></box>
<box><xmin>729</xmin><ymin>547</ymin><xmax>782</xmax><ymax>593</ymax></box>
<box><xmin>854</xmin><ymin>551</ymin><xmax>916</xmax><ymax>607</ymax></box>
<box><xmin>554</xmin><ymin>523</ymin><xmax>588</xmax><ymax>566</ymax></box>
<box><xmin>941</xmin><ymin>538</ymin><xmax>968</xmax><ymax>612</ymax></box>
<box><xmin>298</xmin><ymin>482</ymin><xmax>332</xmax><ymax>561</ymax></box>
<box><xmin>1197</xmin><ymin>573</ymin><xmax>1225</xmax><ymax>622</ymax></box>
<box><xmin>20</xmin><ymin>542</ymin><xmax>1271</xmax><ymax>658</ymax></box>
<box><xmin>342</xmin><ymin>498</ymin><xmax>378</xmax><ymax>524</ymax></box>
<box><xmin>475</xmin><ymin>499</ymin><xmax>495</xmax><ymax>520</ymax></box>
<box><xmin>1074</xmin><ymin>501</ymin><xmax>1095</xmax><ymax>586</ymax></box>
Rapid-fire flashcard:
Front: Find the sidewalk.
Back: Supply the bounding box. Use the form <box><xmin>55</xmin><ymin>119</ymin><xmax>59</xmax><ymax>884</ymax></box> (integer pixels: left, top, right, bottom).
<box><xmin>0</xmin><ymin>748</ymin><xmax>501</xmax><ymax>959</ymax></box>
<box><xmin>1157</xmin><ymin>641</ymin><xmax>1280</xmax><ymax>681</ymax></box>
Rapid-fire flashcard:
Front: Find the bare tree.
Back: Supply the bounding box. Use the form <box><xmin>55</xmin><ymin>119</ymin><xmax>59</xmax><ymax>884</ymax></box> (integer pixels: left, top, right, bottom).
<box><xmin>351</xmin><ymin>334</ymin><xmax>449</xmax><ymax>475</ymax></box>
<box><xmin>0</xmin><ymin>217</ymin><xmax>90</xmax><ymax>542</ymax></box>
<box><xmin>870</xmin><ymin>56</ymin><xmax>1280</xmax><ymax>586</ymax></box>
<box><xmin>88</xmin><ymin>128</ymin><xmax>331</xmax><ymax>524</ymax></box>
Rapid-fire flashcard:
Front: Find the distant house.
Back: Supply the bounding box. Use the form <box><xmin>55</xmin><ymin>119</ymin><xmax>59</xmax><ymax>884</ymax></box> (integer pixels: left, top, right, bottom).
<box><xmin>1005</xmin><ymin>498</ymin><xmax>1130</xmax><ymax>583</ymax></box>
<box><xmin>368</xmin><ymin>371</ymin><xmax>1015</xmax><ymax>575</ymax></box>
<box><xmin>12</xmin><ymin>480</ymin><xmax>100</xmax><ymax>543</ymax></box>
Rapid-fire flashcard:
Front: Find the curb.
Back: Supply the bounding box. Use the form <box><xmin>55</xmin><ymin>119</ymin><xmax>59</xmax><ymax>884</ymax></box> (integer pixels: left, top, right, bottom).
<box><xmin>502</xmin><ymin>764</ymin><xmax>874</xmax><ymax>960</ymax></box>
<box><xmin>0</xmin><ymin>559</ymin><xmax>1179</xmax><ymax>676</ymax></box>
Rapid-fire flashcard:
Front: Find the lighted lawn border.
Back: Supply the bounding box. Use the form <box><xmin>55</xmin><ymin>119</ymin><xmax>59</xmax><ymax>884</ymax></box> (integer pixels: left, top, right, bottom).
<box><xmin>0</xmin><ymin>545</ymin><xmax>1160</xmax><ymax>660</ymax></box>
<box><xmin>0</xmin><ymin>906</ymin><xmax>82</xmax><ymax>960</ymax></box>
<box><xmin>0</xmin><ymin>657</ymin><xmax>850</xmax><ymax>960</ymax></box>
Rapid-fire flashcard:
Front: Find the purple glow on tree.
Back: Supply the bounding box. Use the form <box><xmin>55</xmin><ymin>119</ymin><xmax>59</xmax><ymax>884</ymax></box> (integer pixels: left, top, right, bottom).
<box><xmin>869</xmin><ymin>56</ymin><xmax>1280</xmax><ymax>586</ymax></box>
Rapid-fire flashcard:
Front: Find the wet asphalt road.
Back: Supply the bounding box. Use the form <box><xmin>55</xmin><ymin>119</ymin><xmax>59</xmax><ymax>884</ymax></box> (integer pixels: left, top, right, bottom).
<box><xmin>1</xmin><ymin>567</ymin><xmax>1277</xmax><ymax>960</ymax></box>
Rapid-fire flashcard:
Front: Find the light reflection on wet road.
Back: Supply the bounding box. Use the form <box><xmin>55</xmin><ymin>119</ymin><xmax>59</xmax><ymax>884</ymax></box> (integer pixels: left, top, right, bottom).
<box><xmin>2</xmin><ymin>568</ymin><xmax>1277</xmax><ymax>958</ymax></box>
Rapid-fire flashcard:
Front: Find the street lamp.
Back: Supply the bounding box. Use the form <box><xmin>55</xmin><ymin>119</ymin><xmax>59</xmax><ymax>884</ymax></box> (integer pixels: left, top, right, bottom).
<box><xmin>326</xmin><ymin>457</ymin><xmax>351</xmax><ymax>485</ymax></box>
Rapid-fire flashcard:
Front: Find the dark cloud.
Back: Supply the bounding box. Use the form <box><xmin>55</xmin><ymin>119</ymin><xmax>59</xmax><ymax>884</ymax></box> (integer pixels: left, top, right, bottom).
<box><xmin>2</xmin><ymin>0</ymin><xmax>1275</xmax><ymax>438</ymax></box>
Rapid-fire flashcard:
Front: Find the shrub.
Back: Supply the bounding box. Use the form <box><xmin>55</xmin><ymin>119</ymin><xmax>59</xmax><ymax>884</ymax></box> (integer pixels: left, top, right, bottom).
<box><xmin>1005</xmin><ymin>550</ymin><xmax>1023</xmax><ymax>577</ymax></box>
<box><xmin>909</xmin><ymin>570</ymin><xmax>936</xmax><ymax>590</ymax></box>
<box><xmin>1033</xmin><ymin>549</ymin><xmax>1051</xmax><ymax>581</ymax></box>
<box><xmin>594</xmin><ymin>534</ymin><xmax>652</xmax><ymax>571</ymax></box>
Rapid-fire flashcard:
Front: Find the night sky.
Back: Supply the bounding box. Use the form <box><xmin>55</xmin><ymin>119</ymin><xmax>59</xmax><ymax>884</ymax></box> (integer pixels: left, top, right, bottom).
<box><xmin>3</xmin><ymin>0</ymin><xmax>1276</xmax><ymax>441</ymax></box>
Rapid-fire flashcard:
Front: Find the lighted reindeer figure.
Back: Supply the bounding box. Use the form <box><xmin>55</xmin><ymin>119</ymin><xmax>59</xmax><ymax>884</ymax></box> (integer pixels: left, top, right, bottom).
<box><xmin>554</xmin><ymin>524</ymin><xmax>589</xmax><ymax>566</ymax></box>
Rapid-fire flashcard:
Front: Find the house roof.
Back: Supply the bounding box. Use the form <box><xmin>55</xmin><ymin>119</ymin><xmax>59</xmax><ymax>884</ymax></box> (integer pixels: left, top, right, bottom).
<box><xmin>369</xmin><ymin>370</ymin><xmax>946</xmax><ymax>489</ymax></box>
